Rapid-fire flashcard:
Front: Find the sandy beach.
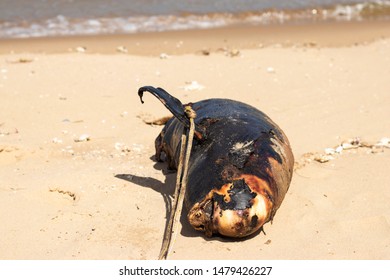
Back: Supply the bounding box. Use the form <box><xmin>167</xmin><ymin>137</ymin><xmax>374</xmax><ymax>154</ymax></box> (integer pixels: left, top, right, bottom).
<box><xmin>1</xmin><ymin>20</ymin><xmax>390</xmax><ymax>260</ymax></box>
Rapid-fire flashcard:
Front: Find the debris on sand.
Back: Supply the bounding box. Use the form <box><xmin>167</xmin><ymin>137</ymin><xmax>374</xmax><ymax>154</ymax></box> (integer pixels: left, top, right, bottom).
<box><xmin>180</xmin><ymin>81</ymin><xmax>204</xmax><ymax>91</ymax></box>
<box><xmin>74</xmin><ymin>134</ymin><xmax>90</xmax><ymax>142</ymax></box>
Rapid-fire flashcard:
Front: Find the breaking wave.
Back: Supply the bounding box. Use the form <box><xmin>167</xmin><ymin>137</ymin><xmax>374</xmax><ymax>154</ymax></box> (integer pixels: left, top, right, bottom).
<box><xmin>1</xmin><ymin>1</ymin><xmax>390</xmax><ymax>38</ymax></box>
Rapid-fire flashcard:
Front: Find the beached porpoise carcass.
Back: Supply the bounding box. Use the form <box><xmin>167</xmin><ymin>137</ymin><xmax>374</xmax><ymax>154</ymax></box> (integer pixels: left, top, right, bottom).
<box><xmin>138</xmin><ymin>86</ymin><xmax>294</xmax><ymax>238</ymax></box>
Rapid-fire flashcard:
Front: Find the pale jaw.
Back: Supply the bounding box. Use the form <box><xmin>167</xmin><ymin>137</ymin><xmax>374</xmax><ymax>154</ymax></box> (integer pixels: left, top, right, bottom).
<box><xmin>188</xmin><ymin>177</ymin><xmax>273</xmax><ymax>238</ymax></box>
<box><xmin>212</xmin><ymin>193</ymin><xmax>271</xmax><ymax>237</ymax></box>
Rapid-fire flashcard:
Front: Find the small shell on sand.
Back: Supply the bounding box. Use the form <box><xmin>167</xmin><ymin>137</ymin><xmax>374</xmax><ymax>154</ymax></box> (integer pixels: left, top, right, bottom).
<box><xmin>180</xmin><ymin>81</ymin><xmax>204</xmax><ymax>91</ymax></box>
<box><xmin>378</xmin><ymin>137</ymin><xmax>390</xmax><ymax>146</ymax></box>
<box><xmin>314</xmin><ymin>154</ymin><xmax>334</xmax><ymax>163</ymax></box>
<box><xmin>52</xmin><ymin>137</ymin><xmax>63</xmax><ymax>144</ymax></box>
<box><xmin>324</xmin><ymin>148</ymin><xmax>335</xmax><ymax>155</ymax></box>
<box><xmin>227</xmin><ymin>49</ymin><xmax>240</xmax><ymax>57</ymax></box>
<box><xmin>266</xmin><ymin>67</ymin><xmax>276</xmax><ymax>73</ymax></box>
<box><xmin>74</xmin><ymin>134</ymin><xmax>90</xmax><ymax>142</ymax></box>
<box><xmin>159</xmin><ymin>53</ymin><xmax>169</xmax><ymax>59</ymax></box>
<box><xmin>335</xmin><ymin>145</ymin><xmax>343</xmax><ymax>153</ymax></box>
<box><xmin>75</xmin><ymin>46</ymin><xmax>87</xmax><ymax>53</ymax></box>
<box><xmin>116</xmin><ymin>46</ymin><xmax>128</xmax><ymax>53</ymax></box>
<box><xmin>341</xmin><ymin>142</ymin><xmax>355</xmax><ymax>150</ymax></box>
<box><xmin>114</xmin><ymin>142</ymin><xmax>131</xmax><ymax>153</ymax></box>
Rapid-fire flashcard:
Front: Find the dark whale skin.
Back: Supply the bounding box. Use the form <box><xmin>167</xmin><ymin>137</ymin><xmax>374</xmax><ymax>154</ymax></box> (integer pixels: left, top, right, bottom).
<box><xmin>154</xmin><ymin>98</ymin><xmax>294</xmax><ymax>238</ymax></box>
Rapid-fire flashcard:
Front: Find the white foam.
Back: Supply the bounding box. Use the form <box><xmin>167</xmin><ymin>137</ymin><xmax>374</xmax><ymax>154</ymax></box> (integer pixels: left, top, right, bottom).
<box><xmin>1</xmin><ymin>1</ymin><xmax>390</xmax><ymax>38</ymax></box>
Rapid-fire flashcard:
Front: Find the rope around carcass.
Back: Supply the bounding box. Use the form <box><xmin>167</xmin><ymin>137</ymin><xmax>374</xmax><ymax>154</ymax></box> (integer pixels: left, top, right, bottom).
<box><xmin>158</xmin><ymin>105</ymin><xmax>197</xmax><ymax>260</ymax></box>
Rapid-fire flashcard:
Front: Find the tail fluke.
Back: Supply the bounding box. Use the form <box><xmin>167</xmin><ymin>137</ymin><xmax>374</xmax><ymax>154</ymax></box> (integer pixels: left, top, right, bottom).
<box><xmin>138</xmin><ymin>86</ymin><xmax>190</xmax><ymax>129</ymax></box>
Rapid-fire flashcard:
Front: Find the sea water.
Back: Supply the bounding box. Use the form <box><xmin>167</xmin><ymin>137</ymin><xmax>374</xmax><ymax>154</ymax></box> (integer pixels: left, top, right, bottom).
<box><xmin>1</xmin><ymin>0</ymin><xmax>390</xmax><ymax>38</ymax></box>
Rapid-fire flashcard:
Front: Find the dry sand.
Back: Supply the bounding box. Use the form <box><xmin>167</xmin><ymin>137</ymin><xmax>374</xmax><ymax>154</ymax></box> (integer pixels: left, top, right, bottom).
<box><xmin>1</xmin><ymin>21</ymin><xmax>390</xmax><ymax>260</ymax></box>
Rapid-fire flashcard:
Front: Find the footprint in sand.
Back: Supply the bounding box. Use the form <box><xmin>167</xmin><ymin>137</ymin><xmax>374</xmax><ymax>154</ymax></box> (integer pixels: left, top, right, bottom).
<box><xmin>0</xmin><ymin>145</ymin><xmax>27</xmax><ymax>166</ymax></box>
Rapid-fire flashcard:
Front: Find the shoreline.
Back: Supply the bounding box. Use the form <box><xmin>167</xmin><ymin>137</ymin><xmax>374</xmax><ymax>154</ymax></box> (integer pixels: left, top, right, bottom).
<box><xmin>1</xmin><ymin>19</ymin><xmax>390</xmax><ymax>55</ymax></box>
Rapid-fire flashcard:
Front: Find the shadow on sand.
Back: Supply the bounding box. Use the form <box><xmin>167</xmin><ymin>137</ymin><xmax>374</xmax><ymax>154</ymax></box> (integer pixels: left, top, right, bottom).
<box><xmin>115</xmin><ymin>156</ymin><xmax>261</xmax><ymax>243</ymax></box>
<box><xmin>114</xmin><ymin>157</ymin><xmax>199</xmax><ymax>239</ymax></box>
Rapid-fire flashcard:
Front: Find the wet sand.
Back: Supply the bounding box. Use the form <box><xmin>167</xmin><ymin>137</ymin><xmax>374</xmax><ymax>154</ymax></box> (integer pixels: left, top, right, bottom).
<box><xmin>2</xmin><ymin>20</ymin><xmax>390</xmax><ymax>55</ymax></box>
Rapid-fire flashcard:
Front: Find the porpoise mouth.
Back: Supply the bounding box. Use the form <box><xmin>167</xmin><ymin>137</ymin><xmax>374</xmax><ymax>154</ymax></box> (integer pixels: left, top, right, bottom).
<box><xmin>187</xmin><ymin>195</ymin><xmax>214</xmax><ymax>237</ymax></box>
<box><xmin>188</xmin><ymin>176</ymin><xmax>273</xmax><ymax>238</ymax></box>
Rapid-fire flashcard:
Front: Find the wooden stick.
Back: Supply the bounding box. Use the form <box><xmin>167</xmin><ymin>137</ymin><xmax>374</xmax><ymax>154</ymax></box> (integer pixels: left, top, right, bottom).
<box><xmin>158</xmin><ymin>133</ymin><xmax>187</xmax><ymax>260</ymax></box>
<box><xmin>158</xmin><ymin>107</ymin><xmax>196</xmax><ymax>260</ymax></box>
